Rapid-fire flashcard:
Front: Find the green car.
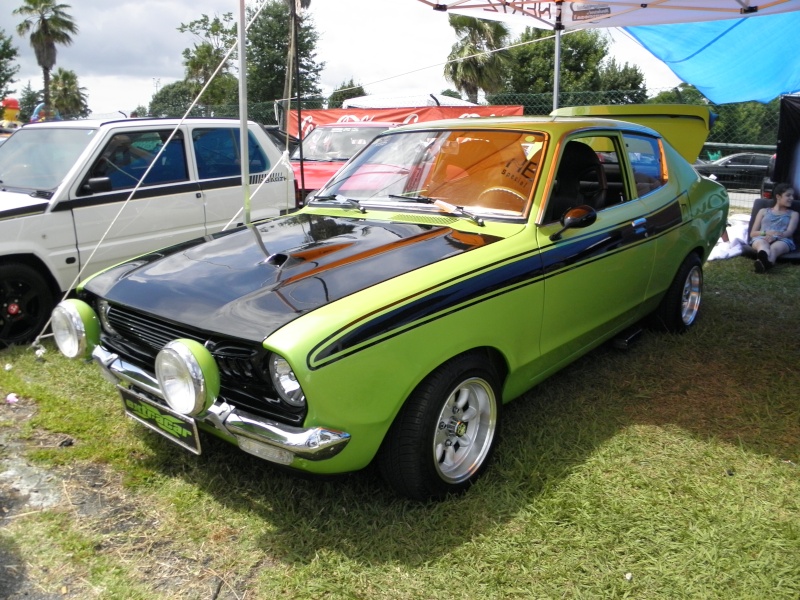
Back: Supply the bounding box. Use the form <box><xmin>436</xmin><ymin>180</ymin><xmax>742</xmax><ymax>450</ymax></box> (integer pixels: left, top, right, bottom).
<box><xmin>51</xmin><ymin>106</ymin><xmax>728</xmax><ymax>500</ymax></box>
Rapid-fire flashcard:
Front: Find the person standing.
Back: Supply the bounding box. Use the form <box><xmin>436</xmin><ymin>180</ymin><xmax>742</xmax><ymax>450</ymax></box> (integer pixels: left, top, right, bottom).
<box><xmin>750</xmin><ymin>183</ymin><xmax>798</xmax><ymax>272</ymax></box>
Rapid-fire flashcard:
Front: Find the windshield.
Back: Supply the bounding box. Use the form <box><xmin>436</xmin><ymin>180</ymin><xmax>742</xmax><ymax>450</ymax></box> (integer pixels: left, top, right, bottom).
<box><xmin>292</xmin><ymin>125</ymin><xmax>390</xmax><ymax>161</ymax></box>
<box><xmin>318</xmin><ymin>129</ymin><xmax>546</xmax><ymax>217</ymax></box>
<box><xmin>0</xmin><ymin>127</ymin><xmax>97</xmax><ymax>191</ymax></box>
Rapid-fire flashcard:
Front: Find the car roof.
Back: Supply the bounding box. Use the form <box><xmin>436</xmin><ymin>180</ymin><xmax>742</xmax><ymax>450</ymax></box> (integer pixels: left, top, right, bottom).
<box><xmin>392</xmin><ymin>115</ymin><xmax>657</xmax><ymax>136</ymax></box>
<box><xmin>19</xmin><ymin>117</ymin><xmax>258</xmax><ymax>130</ymax></box>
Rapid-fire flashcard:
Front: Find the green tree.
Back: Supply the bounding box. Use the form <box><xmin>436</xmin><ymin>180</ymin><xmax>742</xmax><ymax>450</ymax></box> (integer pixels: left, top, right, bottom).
<box><xmin>440</xmin><ymin>89</ymin><xmax>463</xmax><ymax>100</ymax></box>
<box><xmin>246</xmin><ymin>1</ymin><xmax>323</xmax><ymax>109</ymax></box>
<box><xmin>445</xmin><ymin>14</ymin><xmax>511</xmax><ymax>104</ymax></box>
<box><xmin>649</xmin><ymin>83</ymin><xmax>708</xmax><ymax>105</ymax></box>
<box><xmin>17</xmin><ymin>80</ymin><xmax>41</xmax><ymax>122</ymax></box>
<box><xmin>282</xmin><ymin>0</ymin><xmax>311</xmax><ymax>125</ymax></box>
<box><xmin>0</xmin><ymin>29</ymin><xmax>20</xmax><ymax>99</ymax></box>
<box><xmin>595</xmin><ymin>58</ymin><xmax>646</xmax><ymax>103</ymax></box>
<box><xmin>13</xmin><ymin>0</ymin><xmax>78</xmax><ymax>110</ymax></box>
<box><xmin>148</xmin><ymin>80</ymin><xmax>200</xmax><ymax>117</ymax></box>
<box><xmin>327</xmin><ymin>79</ymin><xmax>365</xmax><ymax>109</ymax></box>
<box><xmin>503</xmin><ymin>28</ymin><xmax>608</xmax><ymax>94</ymax></box>
<box><xmin>178</xmin><ymin>12</ymin><xmax>239</xmax><ymax>108</ymax></box>
<box><xmin>50</xmin><ymin>66</ymin><xmax>88</xmax><ymax>118</ymax></box>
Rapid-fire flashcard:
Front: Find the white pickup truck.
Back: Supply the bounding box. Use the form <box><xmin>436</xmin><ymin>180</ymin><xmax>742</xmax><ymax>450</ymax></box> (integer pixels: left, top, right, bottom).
<box><xmin>0</xmin><ymin>117</ymin><xmax>296</xmax><ymax>347</ymax></box>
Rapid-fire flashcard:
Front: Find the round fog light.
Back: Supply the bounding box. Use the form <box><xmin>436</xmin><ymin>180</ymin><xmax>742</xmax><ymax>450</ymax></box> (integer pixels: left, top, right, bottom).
<box><xmin>51</xmin><ymin>299</ymin><xmax>100</xmax><ymax>359</ymax></box>
<box><xmin>155</xmin><ymin>339</ymin><xmax>220</xmax><ymax>416</ymax></box>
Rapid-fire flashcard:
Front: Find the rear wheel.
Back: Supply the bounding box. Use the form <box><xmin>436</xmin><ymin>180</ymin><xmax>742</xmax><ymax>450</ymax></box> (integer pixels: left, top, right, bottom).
<box><xmin>378</xmin><ymin>353</ymin><xmax>501</xmax><ymax>501</ymax></box>
<box><xmin>650</xmin><ymin>253</ymin><xmax>703</xmax><ymax>333</ymax></box>
<box><xmin>0</xmin><ymin>264</ymin><xmax>55</xmax><ymax>347</ymax></box>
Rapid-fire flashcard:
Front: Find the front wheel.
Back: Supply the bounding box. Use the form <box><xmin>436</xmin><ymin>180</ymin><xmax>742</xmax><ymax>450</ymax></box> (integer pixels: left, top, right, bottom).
<box><xmin>650</xmin><ymin>253</ymin><xmax>703</xmax><ymax>333</ymax></box>
<box><xmin>0</xmin><ymin>264</ymin><xmax>55</xmax><ymax>348</ymax></box>
<box><xmin>378</xmin><ymin>353</ymin><xmax>501</xmax><ymax>501</ymax></box>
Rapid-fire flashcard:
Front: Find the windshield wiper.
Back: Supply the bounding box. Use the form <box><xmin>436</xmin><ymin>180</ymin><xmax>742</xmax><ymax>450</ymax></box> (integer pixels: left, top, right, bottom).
<box><xmin>389</xmin><ymin>195</ymin><xmax>484</xmax><ymax>226</ymax></box>
<box><xmin>310</xmin><ymin>194</ymin><xmax>366</xmax><ymax>214</ymax></box>
<box><xmin>388</xmin><ymin>194</ymin><xmax>434</xmax><ymax>203</ymax></box>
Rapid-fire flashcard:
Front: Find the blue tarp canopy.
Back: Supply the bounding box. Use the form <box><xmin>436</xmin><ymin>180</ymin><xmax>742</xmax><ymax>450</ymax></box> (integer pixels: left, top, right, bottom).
<box><xmin>627</xmin><ymin>12</ymin><xmax>800</xmax><ymax>104</ymax></box>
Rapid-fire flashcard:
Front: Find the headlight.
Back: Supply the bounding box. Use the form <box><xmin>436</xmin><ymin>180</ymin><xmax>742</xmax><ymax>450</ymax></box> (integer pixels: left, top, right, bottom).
<box><xmin>155</xmin><ymin>339</ymin><xmax>220</xmax><ymax>416</ymax></box>
<box><xmin>51</xmin><ymin>299</ymin><xmax>100</xmax><ymax>359</ymax></box>
<box><xmin>268</xmin><ymin>353</ymin><xmax>306</xmax><ymax>407</ymax></box>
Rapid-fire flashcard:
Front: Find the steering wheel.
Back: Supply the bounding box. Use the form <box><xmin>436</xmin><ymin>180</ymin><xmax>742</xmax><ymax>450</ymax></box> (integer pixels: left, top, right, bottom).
<box><xmin>476</xmin><ymin>186</ymin><xmax>527</xmax><ymax>212</ymax></box>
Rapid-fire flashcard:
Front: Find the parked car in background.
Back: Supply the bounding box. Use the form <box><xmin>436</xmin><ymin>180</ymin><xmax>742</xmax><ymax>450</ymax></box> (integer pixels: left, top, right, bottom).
<box><xmin>261</xmin><ymin>124</ymin><xmax>299</xmax><ymax>155</ymax></box>
<box><xmin>51</xmin><ymin>106</ymin><xmax>728</xmax><ymax>500</ymax></box>
<box><xmin>292</xmin><ymin>122</ymin><xmax>397</xmax><ymax>201</ymax></box>
<box><xmin>0</xmin><ymin>117</ymin><xmax>295</xmax><ymax>347</ymax></box>
<box><xmin>694</xmin><ymin>152</ymin><xmax>771</xmax><ymax>190</ymax></box>
<box><xmin>760</xmin><ymin>153</ymin><xmax>777</xmax><ymax>198</ymax></box>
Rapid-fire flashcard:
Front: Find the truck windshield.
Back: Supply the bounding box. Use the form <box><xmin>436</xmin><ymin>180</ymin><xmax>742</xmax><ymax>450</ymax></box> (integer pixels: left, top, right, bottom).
<box><xmin>0</xmin><ymin>127</ymin><xmax>97</xmax><ymax>191</ymax></box>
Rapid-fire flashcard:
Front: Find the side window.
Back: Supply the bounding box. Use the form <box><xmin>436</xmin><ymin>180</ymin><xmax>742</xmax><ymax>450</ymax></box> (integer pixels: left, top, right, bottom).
<box><xmin>85</xmin><ymin>130</ymin><xmax>188</xmax><ymax>193</ymax></box>
<box><xmin>193</xmin><ymin>128</ymin><xmax>271</xmax><ymax>180</ymax></box>
<box><xmin>546</xmin><ymin>136</ymin><xmax>617</xmax><ymax>223</ymax></box>
<box><xmin>623</xmin><ymin>134</ymin><xmax>665</xmax><ymax>198</ymax></box>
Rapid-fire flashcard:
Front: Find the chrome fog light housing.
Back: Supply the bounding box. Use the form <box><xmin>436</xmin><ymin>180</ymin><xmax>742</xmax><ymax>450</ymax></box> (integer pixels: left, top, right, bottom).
<box><xmin>155</xmin><ymin>339</ymin><xmax>220</xmax><ymax>416</ymax></box>
<box><xmin>268</xmin><ymin>353</ymin><xmax>306</xmax><ymax>407</ymax></box>
<box><xmin>51</xmin><ymin>299</ymin><xmax>100</xmax><ymax>359</ymax></box>
<box><xmin>96</xmin><ymin>299</ymin><xmax>118</xmax><ymax>335</ymax></box>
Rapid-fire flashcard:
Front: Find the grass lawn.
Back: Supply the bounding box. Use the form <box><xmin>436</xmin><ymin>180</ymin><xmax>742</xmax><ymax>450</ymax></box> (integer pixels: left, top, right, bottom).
<box><xmin>1</xmin><ymin>255</ymin><xmax>798</xmax><ymax>599</ymax></box>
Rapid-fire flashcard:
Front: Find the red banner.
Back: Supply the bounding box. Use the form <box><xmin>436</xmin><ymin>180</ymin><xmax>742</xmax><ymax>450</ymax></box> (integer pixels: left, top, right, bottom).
<box><xmin>287</xmin><ymin>106</ymin><xmax>524</xmax><ymax>139</ymax></box>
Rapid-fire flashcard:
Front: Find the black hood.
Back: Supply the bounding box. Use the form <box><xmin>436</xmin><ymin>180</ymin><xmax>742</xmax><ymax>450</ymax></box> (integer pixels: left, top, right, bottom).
<box><xmin>86</xmin><ymin>213</ymin><xmax>500</xmax><ymax>342</ymax></box>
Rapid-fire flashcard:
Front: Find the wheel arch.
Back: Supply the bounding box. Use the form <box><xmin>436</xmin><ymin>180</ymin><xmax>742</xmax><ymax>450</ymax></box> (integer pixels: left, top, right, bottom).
<box><xmin>0</xmin><ymin>253</ymin><xmax>62</xmax><ymax>298</ymax></box>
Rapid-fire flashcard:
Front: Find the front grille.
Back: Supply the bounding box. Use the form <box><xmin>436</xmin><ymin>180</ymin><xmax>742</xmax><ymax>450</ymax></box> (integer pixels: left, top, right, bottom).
<box><xmin>103</xmin><ymin>304</ymin><xmax>306</xmax><ymax>425</ymax></box>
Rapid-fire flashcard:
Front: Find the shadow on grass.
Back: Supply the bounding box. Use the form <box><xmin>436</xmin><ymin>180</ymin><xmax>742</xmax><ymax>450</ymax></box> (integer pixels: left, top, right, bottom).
<box><xmin>6</xmin><ymin>256</ymin><xmax>798</xmax><ymax>572</ymax></box>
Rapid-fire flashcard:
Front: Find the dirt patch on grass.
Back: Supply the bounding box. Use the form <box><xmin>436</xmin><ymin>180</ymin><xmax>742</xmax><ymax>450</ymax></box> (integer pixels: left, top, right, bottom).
<box><xmin>0</xmin><ymin>393</ymin><xmax>245</xmax><ymax>599</ymax></box>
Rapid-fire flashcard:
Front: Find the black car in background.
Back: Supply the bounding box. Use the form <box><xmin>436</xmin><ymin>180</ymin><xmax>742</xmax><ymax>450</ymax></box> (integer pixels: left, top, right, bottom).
<box><xmin>760</xmin><ymin>153</ymin><xmax>777</xmax><ymax>199</ymax></box>
<box><xmin>695</xmin><ymin>152</ymin><xmax>771</xmax><ymax>190</ymax></box>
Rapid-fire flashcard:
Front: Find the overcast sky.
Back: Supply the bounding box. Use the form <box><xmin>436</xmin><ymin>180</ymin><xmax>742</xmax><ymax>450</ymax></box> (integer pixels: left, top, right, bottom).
<box><xmin>5</xmin><ymin>0</ymin><xmax>680</xmax><ymax>117</ymax></box>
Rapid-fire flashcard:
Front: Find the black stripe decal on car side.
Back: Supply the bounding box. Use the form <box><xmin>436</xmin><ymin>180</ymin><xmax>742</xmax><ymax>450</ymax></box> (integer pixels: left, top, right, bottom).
<box><xmin>54</xmin><ymin>182</ymin><xmax>201</xmax><ymax>210</ymax></box>
<box><xmin>0</xmin><ymin>203</ymin><xmax>49</xmax><ymax>220</ymax></box>
<box><xmin>309</xmin><ymin>197</ymin><xmax>685</xmax><ymax>368</ymax></box>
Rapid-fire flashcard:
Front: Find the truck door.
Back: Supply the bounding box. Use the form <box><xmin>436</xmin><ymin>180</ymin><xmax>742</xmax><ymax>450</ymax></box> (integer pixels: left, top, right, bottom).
<box><xmin>65</xmin><ymin>128</ymin><xmax>204</xmax><ymax>278</ymax></box>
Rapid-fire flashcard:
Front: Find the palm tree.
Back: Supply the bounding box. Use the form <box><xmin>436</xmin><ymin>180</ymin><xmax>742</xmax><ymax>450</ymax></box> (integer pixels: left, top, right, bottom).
<box><xmin>50</xmin><ymin>66</ymin><xmax>88</xmax><ymax>118</ymax></box>
<box><xmin>445</xmin><ymin>15</ymin><xmax>510</xmax><ymax>104</ymax></box>
<box><xmin>14</xmin><ymin>0</ymin><xmax>78</xmax><ymax>111</ymax></box>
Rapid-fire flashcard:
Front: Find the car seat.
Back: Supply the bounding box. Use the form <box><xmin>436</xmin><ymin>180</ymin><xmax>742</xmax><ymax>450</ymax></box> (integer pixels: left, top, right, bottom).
<box><xmin>547</xmin><ymin>141</ymin><xmax>607</xmax><ymax>222</ymax></box>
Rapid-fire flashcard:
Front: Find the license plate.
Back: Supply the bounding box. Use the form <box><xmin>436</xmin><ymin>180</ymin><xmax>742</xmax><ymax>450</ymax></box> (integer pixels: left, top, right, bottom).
<box><xmin>119</xmin><ymin>386</ymin><xmax>201</xmax><ymax>455</ymax></box>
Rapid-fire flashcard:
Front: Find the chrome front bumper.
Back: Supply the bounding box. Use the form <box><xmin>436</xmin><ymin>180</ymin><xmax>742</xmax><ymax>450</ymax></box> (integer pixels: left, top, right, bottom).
<box><xmin>92</xmin><ymin>345</ymin><xmax>350</xmax><ymax>463</ymax></box>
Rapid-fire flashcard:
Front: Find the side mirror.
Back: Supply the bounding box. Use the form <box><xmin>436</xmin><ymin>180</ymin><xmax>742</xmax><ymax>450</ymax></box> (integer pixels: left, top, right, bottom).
<box><xmin>549</xmin><ymin>205</ymin><xmax>597</xmax><ymax>241</ymax></box>
<box><xmin>81</xmin><ymin>177</ymin><xmax>112</xmax><ymax>195</ymax></box>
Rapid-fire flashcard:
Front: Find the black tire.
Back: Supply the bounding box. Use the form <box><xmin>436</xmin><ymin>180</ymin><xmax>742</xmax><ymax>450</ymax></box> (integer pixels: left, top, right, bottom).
<box><xmin>0</xmin><ymin>264</ymin><xmax>55</xmax><ymax>348</ymax></box>
<box><xmin>650</xmin><ymin>253</ymin><xmax>703</xmax><ymax>334</ymax></box>
<box><xmin>378</xmin><ymin>353</ymin><xmax>501</xmax><ymax>501</ymax></box>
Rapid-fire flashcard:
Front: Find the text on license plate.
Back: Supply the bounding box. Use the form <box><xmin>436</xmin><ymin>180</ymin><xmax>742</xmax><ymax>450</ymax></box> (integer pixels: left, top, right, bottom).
<box><xmin>119</xmin><ymin>386</ymin><xmax>202</xmax><ymax>455</ymax></box>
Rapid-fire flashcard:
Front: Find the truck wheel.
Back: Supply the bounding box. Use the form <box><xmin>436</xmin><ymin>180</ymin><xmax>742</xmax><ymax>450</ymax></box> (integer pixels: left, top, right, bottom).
<box><xmin>0</xmin><ymin>264</ymin><xmax>55</xmax><ymax>347</ymax></box>
<box><xmin>650</xmin><ymin>253</ymin><xmax>703</xmax><ymax>334</ymax></box>
<box><xmin>378</xmin><ymin>353</ymin><xmax>501</xmax><ymax>501</ymax></box>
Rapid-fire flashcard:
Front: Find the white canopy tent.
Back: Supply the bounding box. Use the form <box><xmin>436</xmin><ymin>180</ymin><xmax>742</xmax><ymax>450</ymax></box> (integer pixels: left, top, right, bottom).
<box><xmin>417</xmin><ymin>0</ymin><xmax>800</xmax><ymax>107</ymax></box>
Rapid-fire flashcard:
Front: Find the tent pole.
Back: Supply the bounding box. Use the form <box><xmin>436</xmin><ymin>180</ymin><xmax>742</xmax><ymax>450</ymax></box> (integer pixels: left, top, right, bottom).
<box><xmin>238</xmin><ymin>0</ymin><xmax>251</xmax><ymax>226</ymax></box>
<box><xmin>553</xmin><ymin>1</ymin><xmax>563</xmax><ymax>111</ymax></box>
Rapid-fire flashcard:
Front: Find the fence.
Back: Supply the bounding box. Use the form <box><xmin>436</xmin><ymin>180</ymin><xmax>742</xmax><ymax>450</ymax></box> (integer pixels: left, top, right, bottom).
<box><xmin>148</xmin><ymin>87</ymin><xmax>782</xmax><ymax>160</ymax></box>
